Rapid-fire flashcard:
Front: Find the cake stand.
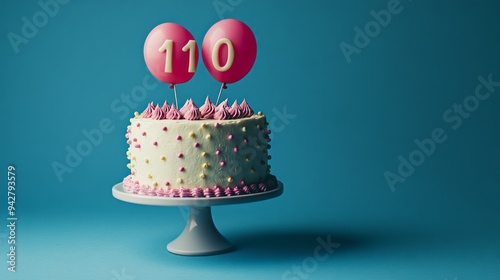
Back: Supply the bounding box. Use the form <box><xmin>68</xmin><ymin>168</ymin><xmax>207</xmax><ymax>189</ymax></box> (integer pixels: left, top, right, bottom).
<box><xmin>112</xmin><ymin>181</ymin><xmax>283</xmax><ymax>256</ymax></box>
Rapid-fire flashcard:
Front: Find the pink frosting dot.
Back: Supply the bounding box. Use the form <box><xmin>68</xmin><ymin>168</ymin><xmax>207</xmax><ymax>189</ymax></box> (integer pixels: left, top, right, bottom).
<box><xmin>176</xmin><ymin>135</ymin><xmax>182</xmax><ymax>140</ymax></box>
<box><xmin>219</xmin><ymin>161</ymin><xmax>225</xmax><ymax>167</ymax></box>
<box><xmin>153</xmin><ymin>141</ymin><xmax>158</xmax><ymax>146</ymax></box>
<box><xmin>162</xmin><ymin>126</ymin><xmax>167</xmax><ymax>131</ymax></box>
<box><xmin>214</xmin><ymin>122</ymin><xmax>219</xmax><ymax>128</ymax></box>
<box><xmin>227</xmin><ymin>134</ymin><xmax>233</xmax><ymax>140</ymax></box>
<box><xmin>194</xmin><ymin>142</ymin><xmax>200</xmax><ymax>148</ymax></box>
<box><xmin>142</xmin><ymin>132</ymin><xmax>147</xmax><ymax>136</ymax></box>
<box><xmin>165</xmin><ymin>182</ymin><xmax>170</xmax><ymax>186</ymax></box>
<box><xmin>133</xmin><ymin>138</ymin><xmax>137</xmax><ymax>142</ymax></box>
<box><xmin>178</xmin><ymin>153</ymin><xmax>183</xmax><ymax>158</ymax></box>
<box><xmin>136</xmin><ymin>123</ymin><xmax>140</xmax><ymax>127</ymax></box>
<box><xmin>179</xmin><ymin>167</ymin><xmax>185</xmax><ymax>172</ymax></box>
<box><xmin>233</xmin><ymin>147</ymin><xmax>238</xmax><ymax>153</ymax></box>
<box><xmin>134</xmin><ymin>144</ymin><xmax>141</xmax><ymax>148</ymax></box>
<box><xmin>127</xmin><ymin>140</ymin><xmax>132</xmax><ymax>144</ymax></box>
<box><xmin>215</xmin><ymin>149</ymin><xmax>221</xmax><ymax>155</ymax></box>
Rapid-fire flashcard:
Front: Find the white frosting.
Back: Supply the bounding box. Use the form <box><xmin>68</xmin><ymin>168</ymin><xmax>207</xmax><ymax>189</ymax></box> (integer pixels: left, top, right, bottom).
<box><xmin>126</xmin><ymin>115</ymin><xmax>270</xmax><ymax>190</ymax></box>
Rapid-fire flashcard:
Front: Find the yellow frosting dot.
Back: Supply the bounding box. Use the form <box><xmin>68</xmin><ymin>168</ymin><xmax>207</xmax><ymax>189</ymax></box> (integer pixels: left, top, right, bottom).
<box><xmin>189</xmin><ymin>132</ymin><xmax>196</xmax><ymax>138</ymax></box>
<box><xmin>126</xmin><ymin>151</ymin><xmax>131</xmax><ymax>156</ymax></box>
<box><xmin>245</xmin><ymin>157</ymin><xmax>250</xmax><ymax>162</ymax></box>
<box><xmin>126</xmin><ymin>164</ymin><xmax>132</xmax><ymax>169</ymax></box>
<box><xmin>242</xmin><ymin>126</ymin><xmax>246</xmax><ymax>132</ymax></box>
<box><xmin>227</xmin><ymin>176</ymin><xmax>233</xmax><ymax>183</ymax></box>
<box><xmin>153</xmin><ymin>182</ymin><xmax>158</xmax><ymax>187</ymax></box>
<box><xmin>205</xmin><ymin>134</ymin><xmax>212</xmax><ymax>140</ymax></box>
<box><xmin>250</xmin><ymin>168</ymin><xmax>255</xmax><ymax>173</ymax></box>
<box><xmin>177</xmin><ymin>178</ymin><xmax>183</xmax><ymax>184</ymax></box>
<box><xmin>201</xmin><ymin>152</ymin><xmax>208</xmax><ymax>157</ymax></box>
<box><xmin>257</xmin><ymin>111</ymin><xmax>263</xmax><ymax>116</ymax></box>
<box><xmin>132</xmin><ymin>156</ymin><xmax>136</xmax><ymax>161</ymax></box>
<box><xmin>201</xmin><ymin>123</ymin><xmax>207</xmax><ymax>128</ymax></box>
<box><xmin>145</xmin><ymin>159</ymin><xmax>149</xmax><ymax>163</ymax></box>
<box><xmin>202</xmin><ymin>163</ymin><xmax>209</xmax><ymax>169</ymax></box>
<box><xmin>148</xmin><ymin>173</ymin><xmax>153</xmax><ymax>179</ymax></box>
<box><xmin>161</xmin><ymin>156</ymin><xmax>166</xmax><ymax>161</ymax></box>
<box><xmin>134</xmin><ymin>111</ymin><xmax>139</xmax><ymax>117</ymax></box>
<box><xmin>200</xmin><ymin>173</ymin><xmax>206</xmax><ymax>179</ymax></box>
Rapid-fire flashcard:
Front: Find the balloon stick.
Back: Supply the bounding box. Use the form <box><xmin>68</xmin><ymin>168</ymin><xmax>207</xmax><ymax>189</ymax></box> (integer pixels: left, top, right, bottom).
<box><xmin>215</xmin><ymin>83</ymin><xmax>227</xmax><ymax>105</ymax></box>
<box><xmin>170</xmin><ymin>84</ymin><xmax>179</xmax><ymax>109</ymax></box>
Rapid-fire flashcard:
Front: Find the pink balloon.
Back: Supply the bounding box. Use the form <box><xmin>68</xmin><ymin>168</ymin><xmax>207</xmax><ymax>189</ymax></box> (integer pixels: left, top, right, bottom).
<box><xmin>202</xmin><ymin>19</ymin><xmax>257</xmax><ymax>84</ymax></box>
<box><xmin>144</xmin><ymin>23</ymin><xmax>199</xmax><ymax>85</ymax></box>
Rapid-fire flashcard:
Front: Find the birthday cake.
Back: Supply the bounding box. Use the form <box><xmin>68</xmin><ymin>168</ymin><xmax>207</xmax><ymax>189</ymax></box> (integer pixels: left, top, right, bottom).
<box><xmin>121</xmin><ymin>19</ymin><xmax>276</xmax><ymax>197</ymax></box>
<box><xmin>122</xmin><ymin>97</ymin><xmax>277</xmax><ymax>197</ymax></box>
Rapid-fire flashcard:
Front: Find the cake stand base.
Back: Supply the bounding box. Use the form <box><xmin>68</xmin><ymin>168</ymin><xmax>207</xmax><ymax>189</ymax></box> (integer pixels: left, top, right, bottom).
<box><xmin>112</xmin><ymin>181</ymin><xmax>283</xmax><ymax>256</ymax></box>
<box><xmin>167</xmin><ymin>206</ymin><xmax>234</xmax><ymax>255</ymax></box>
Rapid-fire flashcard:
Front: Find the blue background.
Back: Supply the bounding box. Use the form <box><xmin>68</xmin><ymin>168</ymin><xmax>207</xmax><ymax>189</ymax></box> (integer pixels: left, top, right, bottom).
<box><xmin>1</xmin><ymin>0</ymin><xmax>499</xmax><ymax>279</ymax></box>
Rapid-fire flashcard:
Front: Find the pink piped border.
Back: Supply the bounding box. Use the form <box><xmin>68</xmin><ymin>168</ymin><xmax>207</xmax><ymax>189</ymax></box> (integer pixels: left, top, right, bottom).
<box><xmin>122</xmin><ymin>175</ymin><xmax>277</xmax><ymax>197</ymax></box>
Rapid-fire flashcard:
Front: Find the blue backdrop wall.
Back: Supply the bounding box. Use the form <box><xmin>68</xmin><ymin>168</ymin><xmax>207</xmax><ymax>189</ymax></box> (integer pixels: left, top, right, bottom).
<box><xmin>1</xmin><ymin>0</ymin><xmax>499</xmax><ymax>279</ymax></box>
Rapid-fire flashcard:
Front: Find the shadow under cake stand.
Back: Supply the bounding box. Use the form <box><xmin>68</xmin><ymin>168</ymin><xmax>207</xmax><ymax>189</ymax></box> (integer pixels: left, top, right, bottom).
<box><xmin>112</xmin><ymin>181</ymin><xmax>283</xmax><ymax>256</ymax></box>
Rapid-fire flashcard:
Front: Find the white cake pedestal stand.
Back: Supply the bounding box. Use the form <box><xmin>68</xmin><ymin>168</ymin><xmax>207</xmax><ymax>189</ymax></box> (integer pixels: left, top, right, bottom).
<box><xmin>112</xmin><ymin>181</ymin><xmax>283</xmax><ymax>256</ymax></box>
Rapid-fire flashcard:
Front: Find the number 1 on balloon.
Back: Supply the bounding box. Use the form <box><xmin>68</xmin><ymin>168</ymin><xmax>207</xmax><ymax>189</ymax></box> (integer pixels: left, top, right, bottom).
<box><xmin>158</xmin><ymin>39</ymin><xmax>197</xmax><ymax>73</ymax></box>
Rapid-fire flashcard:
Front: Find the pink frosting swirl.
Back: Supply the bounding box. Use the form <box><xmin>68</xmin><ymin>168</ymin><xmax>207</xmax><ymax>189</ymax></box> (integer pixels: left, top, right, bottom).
<box><xmin>141</xmin><ymin>102</ymin><xmax>155</xmax><ymax>118</ymax></box>
<box><xmin>165</xmin><ymin>105</ymin><xmax>183</xmax><ymax>120</ymax></box>
<box><xmin>228</xmin><ymin>100</ymin><xmax>242</xmax><ymax>119</ymax></box>
<box><xmin>183</xmin><ymin>100</ymin><xmax>201</xmax><ymax>120</ymax></box>
<box><xmin>214</xmin><ymin>99</ymin><xmax>231</xmax><ymax>120</ymax></box>
<box><xmin>239</xmin><ymin>99</ymin><xmax>254</xmax><ymax>117</ymax></box>
<box><xmin>151</xmin><ymin>105</ymin><xmax>166</xmax><ymax>120</ymax></box>
<box><xmin>204</xmin><ymin>188</ymin><xmax>215</xmax><ymax>197</ymax></box>
<box><xmin>224</xmin><ymin>187</ymin><xmax>234</xmax><ymax>196</ymax></box>
<box><xmin>191</xmin><ymin>187</ymin><xmax>204</xmax><ymax>197</ymax></box>
<box><xmin>200</xmin><ymin>96</ymin><xmax>216</xmax><ymax>119</ymax></box>
<box><xmin>161</xmin><ymin>101</ymin><xmax>171</xmax><ymax>115</ymax></box>
<box><xmin>214</xmin><ymin>185</ymin><xmax>223</xmax><ymax>197</ymax></box>
<box><xmin>179</xmin><ymin>99</ymin><xmax>193</xmax><ymax>116</ymax></box>
<box><xmin>122</xmin><ymin>175</ymin><xmax>278</xmax><ymax>197</ymax></box>
<box><xmin>180</xmin><ymin>188</ymin><xmax>191</xmax><ymax>197</ymax></box>
<box><xmin>249</xmin><ymin>184</ymin><xmax>258</xmax><ymax>193</ymax></box>
<box><xmin>233</xmin><ymin>186</ymin><xmax>242</xmax><ymax>195</ymax></box>
<box><xmin>139</xmin><ymin>98</ymin><xmax>255</xmax><ymax>120</ymax></box>
<box><xmin>242</xmin><ymin>186</ymin><xmax>251</xmax><ymax>194</ymax></box>
<box><xmin>169</xmin><ymin>189</ymin><xmax>179</xmax><ymax>197</ymax></box>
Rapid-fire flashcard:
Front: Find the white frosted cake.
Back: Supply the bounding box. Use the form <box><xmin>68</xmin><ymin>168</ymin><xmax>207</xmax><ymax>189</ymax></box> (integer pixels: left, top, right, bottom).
<box><xmin>123</xmin><ymin>97</ymin><xmax>277</xmax><ymax>197</ymax></box>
